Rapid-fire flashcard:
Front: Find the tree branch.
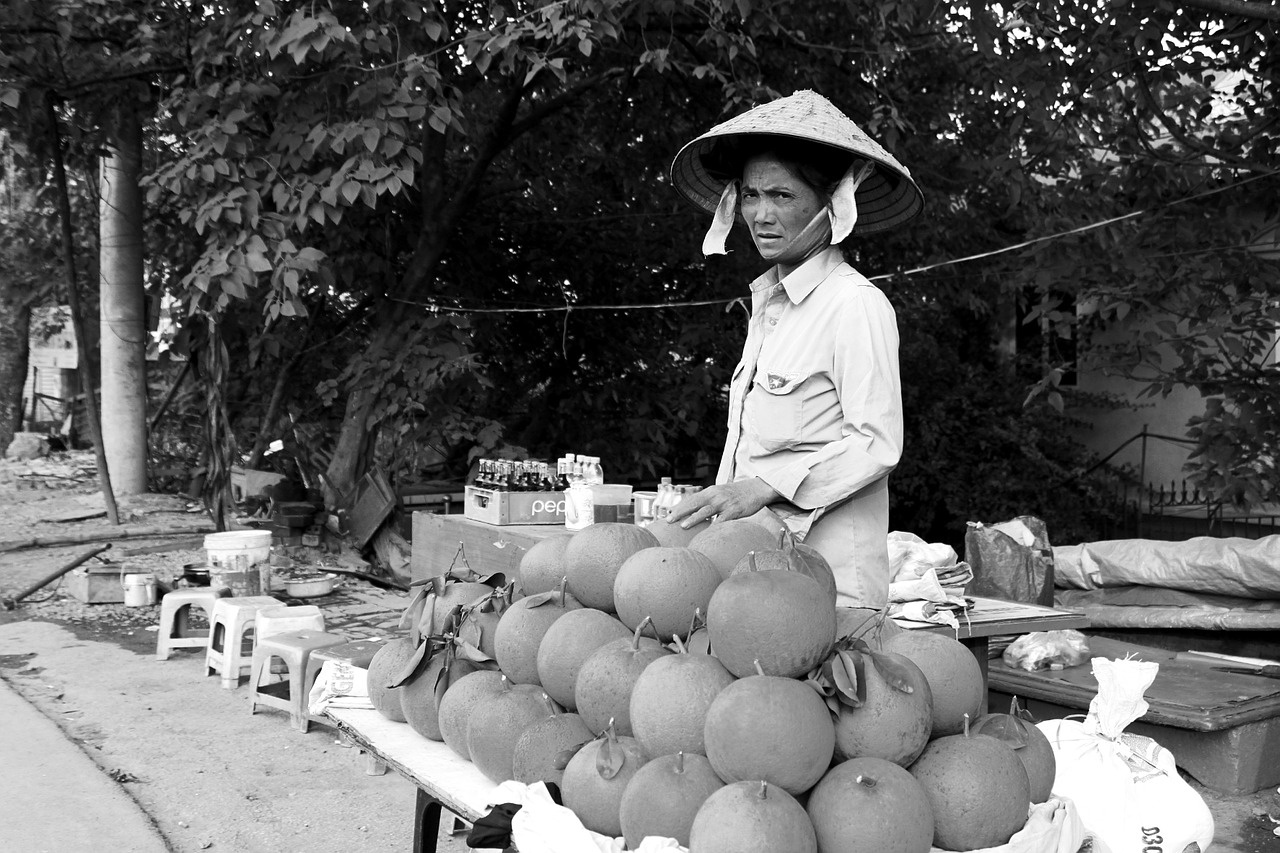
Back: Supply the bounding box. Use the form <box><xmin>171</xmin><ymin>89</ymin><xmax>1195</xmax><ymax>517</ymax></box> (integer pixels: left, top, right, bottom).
<box><xmin>1176</xmin><ymin>0</ymin><xmax>1280</xmax><ymax>22</ymax></box>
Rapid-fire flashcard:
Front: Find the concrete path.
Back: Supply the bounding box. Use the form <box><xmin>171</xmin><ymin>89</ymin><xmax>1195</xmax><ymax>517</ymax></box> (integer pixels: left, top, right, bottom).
<box><xmin>0</xmin><ymin>676</ymin><xmax>171</xmax><ymax>853</ymax></box>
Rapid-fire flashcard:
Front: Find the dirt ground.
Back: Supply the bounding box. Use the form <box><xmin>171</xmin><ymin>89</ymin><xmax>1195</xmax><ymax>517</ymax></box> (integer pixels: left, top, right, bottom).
<box><xmin>0</xmin><ymin>454</ymin><xmax>478</xmax><ymax>853</ymax></box>
<box><xmin>1</xmin><ymin>452</ymin><xmax>1278</xmax><ymax>853</ymax></box>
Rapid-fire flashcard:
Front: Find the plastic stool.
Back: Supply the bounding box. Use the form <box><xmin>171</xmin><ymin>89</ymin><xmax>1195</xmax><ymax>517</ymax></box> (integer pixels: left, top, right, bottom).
<box><xmin>255</xmin><ymin>604</ymin><xmax>326</xmax><ymax>640</ymax></box>
<box><xmin>205</xmin><ymin>596</ymin><xmax>282</xmax><ymax>689</ymax></box>
<box><xmin>249</xmin><ymin>629</ymin><xmax>346</xmax><ymax>732</ymax></box>
<box><xmin>155</xmin><ymin>587</ymin><xmax>231</xmax><ymax>660</ymax></box>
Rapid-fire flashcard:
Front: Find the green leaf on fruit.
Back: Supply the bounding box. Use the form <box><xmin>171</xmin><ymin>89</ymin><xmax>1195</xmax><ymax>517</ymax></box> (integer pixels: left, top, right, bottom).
<box><xmin>596</xmin><ymin>738</ymin><xmax>624</xmax><ymax>780</ymax></box>
<box><xmin>869</xmin><ymin>651</ymin><xmax>916</xmax><ymax>694</ymax></box>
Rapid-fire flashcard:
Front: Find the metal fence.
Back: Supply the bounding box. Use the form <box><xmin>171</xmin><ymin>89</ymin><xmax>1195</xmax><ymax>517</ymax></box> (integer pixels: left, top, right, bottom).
<box><xmin>1089</xmin><ymin>427</ymin><xmax>1280</xmax><ymax>541</ymax></box>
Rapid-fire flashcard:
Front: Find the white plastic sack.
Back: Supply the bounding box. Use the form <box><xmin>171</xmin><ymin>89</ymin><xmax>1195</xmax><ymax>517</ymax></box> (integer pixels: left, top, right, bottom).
<box><xmin>1037</xmin><ymin>658</ymin><xmax>1214</xmax><ymax>853</ymax></box>
<box><xmin>307</xmin><ymin>659</ymin><xmax>374</xmax><ymax>715</ymax></box>
<box><xmin>889</xmin><ymin>530</ymin><xmax>961</xmax><ymax>580</ymax></box>
<box><xmin>931</xmin><ymin>796</ymin><xmax>1099</xmax><ymax>853</ymax></box>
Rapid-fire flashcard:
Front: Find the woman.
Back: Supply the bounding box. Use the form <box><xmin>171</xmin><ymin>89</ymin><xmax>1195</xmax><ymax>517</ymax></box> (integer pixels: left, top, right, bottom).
<box><xmin>664</xmin><ymin>90</ymin><xmax>924</xmax><ymax>610</ymax></box>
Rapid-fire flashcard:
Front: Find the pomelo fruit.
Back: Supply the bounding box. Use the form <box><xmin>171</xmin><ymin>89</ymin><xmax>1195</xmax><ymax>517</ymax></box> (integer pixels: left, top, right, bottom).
<box><xmin>826</xmin><ymin>647</ymin><xmax>933</xmax><ymax>766</ymax></box>
<box><xmin>457</xmin><ymin>586</ymin><xmax>510</xmax><ymax>660</ymax></box>
<box><xmin>401</xmin><ymin>649</ymin><xmax>479</xmax><ymax>741</ymax></box>
<box><xmin>466</xmin><ymin>677</ymin><xmax>555</xmax><ymax>784</ymax></box>
<box><xmin>706</xmin><ymin>568</ymin><xmax>836</xmax><ymax>678</ymax></box>
<box><xmin>563</xmin><ymin>522</ymin><xmax>659</xmax><ymax>612</ymax></box>
<box><xmin>703</xmin><ymin>671</ymin><xmax>835</xmax><ymax>796</ymax></box>
<box><xmin>909</xmin><ymin>721</ymin><xmax>1032</xmax><ymax>850</ymax></box>
<box><xmin>836</xmin><ymin>607</ymin><xmax>904</xmax><ymax>647</ymax></box>
<box><xmin>629</xmin><ymin>647</ymin><xmax>736</xmax><ymax>758</ymax></box>
<box><xmin>366</xmin><ymin>635</ymin><xmax>416</xmax><ymax>722</ymax></box>
<box><xmin>437</xmin><ymin>668</ymin><xmax>506</xmax><ymax>760</ymax></box>
<box><xmin>882</xmin><ymin>630</ymin><xmax>984</xmax><ymax>737</ymax></box>
<box><xmin>517</xmin><ymin>533</ymin><xmax>574</xmax><ymax>596</ymax></box>
<box><xmin>619</xmin><ymin>751</ymin><xmax>725</xmax><ymax>849</ymax></box>
<box><xmin>807</xmin><ymin>756</ymin><xmax>935</xmax><ymax>853</ymax></box>
<box><xmin>428</xmin><ymin>580</ymin><xmax>493</xmax><ymax>634</ymax></box>
<box><xmin>535</xmin><ymin>607</ymin><xmax>632</xmax><ymax>709</ymax></box>
<box><xmin>560</xmin><ymin>727</ymin><xmax>648</xmax><ymax>837</ymax></box>
<box><xmin>613</xmin><ymin>546</ymin><xmax>723</xmax><ymax>641</ymax></box>
<box><xmin>973</xmin><ymin>699</ymin><xmax>1056</xmax><ymax>803</ymax></box>
<box><xmin>511</xmin><ymin>698</ymin><xmax>594</xmax><ymax>788</ymax></box>
<box><xmin>492</xmin><ymin>582</ymin><xmax>583</xmax><ymax>686</ymax></box>
<box><xmin>688</xmin><ymin>518</ymin><xmax>779</xmax><ymax>579</ymax></box>
<box><xmin>647</xmin><ymin>516</ymin><xmax>711</xmax><ymax>548</ymax></box>
<box><xmin>688</xmin><ymin>780</ymin><xmax>816</xmax><ymax>853</ymax></box>
<box><xmin>730</xmin><ymin>532</ymin><xmax>838</xmax><ymax>607</ymax></box>
<box><xmin>574</xmin><ymin>618</ymin><xmax>672</xmax><ymax>736</ymax></box>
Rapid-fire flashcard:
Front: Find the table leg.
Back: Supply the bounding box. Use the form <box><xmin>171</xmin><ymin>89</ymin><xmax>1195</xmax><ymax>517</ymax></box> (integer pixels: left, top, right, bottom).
<box><xmin>412</xmin><ymin>788</ymin><xmax>443</xmax><ymax>853</ymax></box>
<box><xmin>961</xmin><ymin>636</ymin><xmax>991</xmax><ymax>716</ymax></box>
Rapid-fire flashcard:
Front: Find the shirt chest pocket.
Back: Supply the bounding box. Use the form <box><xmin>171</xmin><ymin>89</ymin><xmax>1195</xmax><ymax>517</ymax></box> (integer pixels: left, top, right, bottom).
<box><xmin>747</xmin><ymin>369</ymin><xmax>808</xmax><ymax>451</ymax></box>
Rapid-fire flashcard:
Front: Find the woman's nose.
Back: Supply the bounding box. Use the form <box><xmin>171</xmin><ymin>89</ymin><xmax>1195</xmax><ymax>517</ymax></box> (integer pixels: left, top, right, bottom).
<box><xmin>750</xmin><ymin>200</ymin><xmax>774</xmax><ymax>224</ymax></box>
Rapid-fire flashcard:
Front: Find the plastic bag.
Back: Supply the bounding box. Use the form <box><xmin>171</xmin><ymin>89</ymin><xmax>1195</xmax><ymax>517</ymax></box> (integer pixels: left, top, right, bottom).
<box><xmin>965</xmin><ymin>517</ymin><xmax>1055</xmax><ymax>606</ymax></box>
<box><xmin>1037</xmin><ymin>658</ymin><xmax>1214</xmax><ymax>853</ymax></box>
<box><xmin>1002</xmin><ymin>630</ymin><xmax>1091</xmax><ymax>672</ymax></box>
<box><xmin>889</xmin><ymin>530</ymin><xmax>961</xmax><ymax>580</ymax></box>
<box><xmin>930</xmin><ymin>796</ymin><xmax>1100</xmax><ymax>853</ymax></box>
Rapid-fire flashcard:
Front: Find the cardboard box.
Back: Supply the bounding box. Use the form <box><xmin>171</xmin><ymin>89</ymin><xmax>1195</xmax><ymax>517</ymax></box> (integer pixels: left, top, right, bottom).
<box><xmin>463</xmin><ymin>486</ymin><xmax>566</xmax><ymax>526</ymax></box>
<box><xmin>65</xmin><ymin>564</ymin><xmax>127</xmax><ymax>604</ymax></box>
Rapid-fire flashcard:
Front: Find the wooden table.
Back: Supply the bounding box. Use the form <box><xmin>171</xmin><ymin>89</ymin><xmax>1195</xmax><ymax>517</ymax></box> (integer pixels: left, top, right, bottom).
<box><xmin>326</xmin><ymin>706</ymin><xmax>502</xmax><ymax>853</ymax></box>
<box><xmin>897</xmin><ymin>597</ymin><xmax>1091</xmax><ymax>712</ymax></box>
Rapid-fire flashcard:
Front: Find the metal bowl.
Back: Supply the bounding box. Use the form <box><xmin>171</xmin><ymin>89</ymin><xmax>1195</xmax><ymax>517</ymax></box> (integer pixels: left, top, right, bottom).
<box><xmin>281</xmin><ymin>573</ymin><xmax>337</xmax><ymax>598</ymax></box>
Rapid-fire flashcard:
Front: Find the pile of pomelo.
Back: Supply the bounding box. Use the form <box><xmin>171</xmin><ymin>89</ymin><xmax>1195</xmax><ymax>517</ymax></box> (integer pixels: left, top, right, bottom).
<box><xmin>367</xmin><ymin>518</ymin><xmax>1055</xmax><ymax>853</ymax></box>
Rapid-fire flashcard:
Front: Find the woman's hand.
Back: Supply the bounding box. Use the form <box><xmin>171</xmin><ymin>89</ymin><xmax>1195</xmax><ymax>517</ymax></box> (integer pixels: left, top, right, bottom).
<box><xmin>665</xmin><ymin>477</ymin><xmax>781</xmax><ymax>529</ymax></box>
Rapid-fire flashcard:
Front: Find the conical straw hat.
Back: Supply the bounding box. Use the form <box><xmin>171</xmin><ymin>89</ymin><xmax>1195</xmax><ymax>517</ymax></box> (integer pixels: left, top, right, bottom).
<box><xmin>671</xmin><ymin>90</ymin><xmax>924</xmax><ymax>235</ymax></box>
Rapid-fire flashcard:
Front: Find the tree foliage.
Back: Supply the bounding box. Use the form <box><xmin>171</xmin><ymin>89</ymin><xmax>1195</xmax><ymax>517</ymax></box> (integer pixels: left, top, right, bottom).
<box><xmin>3</xmin><ymin>0</ymin><xmax>1277</xmax><ymax>537</ymax></box>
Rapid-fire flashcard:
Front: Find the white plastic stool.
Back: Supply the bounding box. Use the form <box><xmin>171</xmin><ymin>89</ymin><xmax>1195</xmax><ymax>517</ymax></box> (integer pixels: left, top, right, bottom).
<box><xmin>155</xmin><ymin>586</ymin><xmax>231</xmax><ymax>660</ymax></box>
<box><xmin>249</xmin><ymin>629</ymin><xmax>346</xmax><ymax>732</ymax></box>
<box><xmin>205</xmin><ymin>596</ymin><xmax>282</xmax><ymax>689</ymax></box>
<box><xmin>254</xmin><ymin>604</ymin><xmax>325</xmax><ymax>640</ymax></box>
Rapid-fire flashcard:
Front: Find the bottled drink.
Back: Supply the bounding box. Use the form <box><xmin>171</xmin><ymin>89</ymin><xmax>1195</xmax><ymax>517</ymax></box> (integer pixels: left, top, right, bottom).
<box><xmin>584</xmin><ymin>455</ymin><xmax>604</xmax><ymax>486</ymax></box>
<box><xmin>654</xmin><ymin>477</ymin><xmax>675</xmax><ymax>520</ymax></box>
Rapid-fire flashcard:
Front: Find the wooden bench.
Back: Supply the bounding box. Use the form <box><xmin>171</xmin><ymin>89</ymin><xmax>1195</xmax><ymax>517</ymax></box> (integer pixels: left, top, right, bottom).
<box><xmin>988</xmin><ymin>636</ymin><xmax>1280</xmax><ymax>795</ymax></box>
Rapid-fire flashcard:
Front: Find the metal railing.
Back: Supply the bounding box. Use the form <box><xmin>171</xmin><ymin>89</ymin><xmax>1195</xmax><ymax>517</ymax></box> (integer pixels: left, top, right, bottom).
<box><xmin>1091</xmin><ymin>427</ymin><xmax>1280</xmax><ymax>541</ymax></box>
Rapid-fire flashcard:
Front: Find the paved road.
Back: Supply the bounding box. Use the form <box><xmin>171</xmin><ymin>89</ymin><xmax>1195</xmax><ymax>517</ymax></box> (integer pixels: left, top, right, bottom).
<box><xmin>0</xmin><ymin>676</ymin><xmax>170</xmax><ymax>853</ymax></box>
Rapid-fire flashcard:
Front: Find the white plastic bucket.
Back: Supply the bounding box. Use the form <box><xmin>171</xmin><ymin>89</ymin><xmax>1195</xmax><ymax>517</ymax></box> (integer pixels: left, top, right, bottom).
<box><xmin>205</xmin><ymin>530</ymin><xmax>274</xmax><ymax>595</ymax></box>
<box><xmin>122</xmin><ymin>573</ymin><xmax>157</xmax><ymax>606</ymax></box>
<box><xmin>204</xmin><ymin>530</ymin><xmax>273</xmax><ymax>568</ymax></box>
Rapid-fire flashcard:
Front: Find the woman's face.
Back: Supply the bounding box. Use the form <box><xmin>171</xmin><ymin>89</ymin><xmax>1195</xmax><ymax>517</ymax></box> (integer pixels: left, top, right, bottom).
<box><xmin>740</xmin><ymin>153</ymin><xmax>828</xmax><ymax>272</ymax></box>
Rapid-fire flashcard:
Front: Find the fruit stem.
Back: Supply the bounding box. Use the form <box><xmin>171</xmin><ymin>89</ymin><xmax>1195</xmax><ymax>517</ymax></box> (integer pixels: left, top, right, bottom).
<box><xmin>963</xmin><ymin>712</ymin><xmax>971</xmax><ymax>736</ymax></box>
<box><xmin>856</xmin><ymin>774</ymin><xmax>877</xmax><ymax>788</ymax></box>
<box><xmin>672</xmin><ymin>634</ymin><xmax>687</xmax><ymax>655</ymax></box>
<box><xmin>676</xmin><ymin>751</ymin><xmax>685</xmax><ymax>774</ymax></box>
<box><xmin>757</xmin><ymin>781</ymin><xmax>768</xmax><ymax>799</ymax></box>
<box><xmin>633</xmin><ymin>616</ymin><xmax>653</xmax><ymax>650</ymax></box>
<box><xmin>753</xmin><ymin>659</ymin><xmax>765</xmax><ymax>677</ymax></box>
<box><xmin>558</xmin><ymin>576</ymin><xmax>568</xmax><ymax>606</ymax></box>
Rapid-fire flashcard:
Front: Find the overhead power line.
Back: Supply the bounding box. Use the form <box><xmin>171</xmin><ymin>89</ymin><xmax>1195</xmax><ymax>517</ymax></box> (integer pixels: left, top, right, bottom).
<box><xmin>389</xmin><ymin>169</ymin><xmax>1280</xmax><ymax>316</ymax></box>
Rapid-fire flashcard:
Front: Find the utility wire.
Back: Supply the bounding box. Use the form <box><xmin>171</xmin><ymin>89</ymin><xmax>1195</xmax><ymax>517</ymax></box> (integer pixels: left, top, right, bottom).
<box><xmin>388</xmin><ymin>169</ymin><xmax>1280</xmax><ymax>316</ymax></box>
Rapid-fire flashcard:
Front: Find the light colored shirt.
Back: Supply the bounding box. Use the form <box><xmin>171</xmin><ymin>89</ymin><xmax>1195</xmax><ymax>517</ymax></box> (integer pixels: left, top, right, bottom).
<box><xmin>717</xmin><ymin>246</ymin><xmax>903</xmax><ymax>607</ymax></box>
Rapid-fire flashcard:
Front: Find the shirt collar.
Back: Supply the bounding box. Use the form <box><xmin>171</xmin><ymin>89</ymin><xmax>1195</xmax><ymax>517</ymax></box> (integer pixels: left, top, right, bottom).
<box><xmin>748</xmin><ymin>246</ymin><xmax>845</xmax><ymax>304</ymax></box>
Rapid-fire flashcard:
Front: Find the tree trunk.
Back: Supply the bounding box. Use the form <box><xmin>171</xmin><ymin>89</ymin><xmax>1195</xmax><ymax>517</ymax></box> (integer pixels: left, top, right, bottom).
<box><xmin>99</xmin><ymin>105</ymin><xmax>149</xmax><ymax>494</ymax></box>
<box><xmin>0</xmin><ymin>284</ymin><xmax>31</xmax><ymax>454</ymax></box>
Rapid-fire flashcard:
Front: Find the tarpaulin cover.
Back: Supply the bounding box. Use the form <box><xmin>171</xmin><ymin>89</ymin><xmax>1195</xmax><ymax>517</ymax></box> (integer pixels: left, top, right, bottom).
<box><xmin>1052</xmin><ymin>535</ymin><xmax>1280</xmax><ymax>598</ymax></box>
